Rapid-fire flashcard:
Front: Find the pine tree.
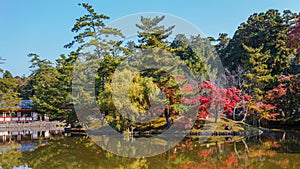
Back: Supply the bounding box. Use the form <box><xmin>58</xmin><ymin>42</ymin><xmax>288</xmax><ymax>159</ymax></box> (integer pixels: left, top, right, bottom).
<box><xmin>65</xmin><ymin>3</ymin><xmax>128</xmax><ymax>126</ymax></box>
<box><xmin>65</xmin><ymin>3</ymin><xmax>127</xmax><ymax>92</ymax></box>
<box><xmin>221</xmin><ymin>9</ymin><xmax>297</xmax><ymax>76</ymax></box>
<box><xmin>0</xmin><ymin>58</ymin><xmax>22</xmax><ymax>115</ymax></box>
<box><xmin>136</xmin><ymin>16</ymin><xmax>175</xmax><ymax>50</ymax></box>
<box><xmin>111</xmin><ymin>15</ymin><xmax>181</xmax><ymax>127</ymax></box>
<box><xmin>243</xmin><ymin>45</ymin><xmax>274</xmax><ymax>100</ymax></box>
<box><xmin>28</xmin><ymin>54</ymin><xmax>72</xmax><ymax>120</ymax></box>
<box><xmin>0</xmin><ymin>73</ymin><xmax>21</xmax><ymax>116</ymax></box>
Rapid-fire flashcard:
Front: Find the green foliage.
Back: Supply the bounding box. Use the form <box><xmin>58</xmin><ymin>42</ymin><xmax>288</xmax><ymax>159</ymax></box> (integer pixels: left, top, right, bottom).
<box><xmin>0</xmin><ymin>71</ymin><xmax>22</xmax><ymax>112</ymax></box>
<box><xmin>66</xmin><ymin>2</ymin><xmax>126</xmax><ymax>88</ymax></box>
<box><xmin>2</xmin><ymin>70</ymin><xmax>13</xmax><ymax>79</ymax></box>
<box><xmin>0</xmin><ymin>144</ymin><xmax>23</xmax><ymax>169</ymax></box>
<box><xmin>218</xmin><ymin>9</ymin><xmax>299</xmax><ymax>123</ymax></box>
<box><xmin>171</xmin><ymin>34</ymin><xmax>218</xmax><ymax>80</ymax></box>
<box><xmin>129</xmin><ymin>16</ymin><xmax>178</xmax><ymax>124</ymax></box>
<box><xmin>221</xmin><ymin>9</ymin><xmax>297</xmax><ymax>75</ymax></box>
<box><xmin>136</xmin><ymin>16</ymin><xmax>174</xmax><ymax>50</ymax></box>
<box><xmin>66</xmin><ymin>3</ymin><xmax>128</xmax><ymax>126</ymax></box>
<box><xmin>214</xmin><ymin>33</ymin><xmax>230</xmax><ymax>56</ymax></box>
<box><xmin>28</xmin><ymin>54</ymin><xmax>75</xmax><ymax>121</ymax></box>
<box><xmin>3</xmin><ymin>4</ymin><xmax>299</xmax><ymax>128</ymax></box>
<box><xmin>66</xmin><ymin>3</ymin><xmax>112</xmax><ymax>49</ymax></box>
<box><xmin>243</xmin><ymin>45</ymin><xmax>274</xmax><ymax>100</ymax></box>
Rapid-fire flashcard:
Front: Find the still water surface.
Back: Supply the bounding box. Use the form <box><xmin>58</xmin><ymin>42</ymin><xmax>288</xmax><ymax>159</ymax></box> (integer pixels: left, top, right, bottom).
<box><xmin>0</xmin><ymin>130</ymin><xmax>299</xmax><ymax>169</ymax></box>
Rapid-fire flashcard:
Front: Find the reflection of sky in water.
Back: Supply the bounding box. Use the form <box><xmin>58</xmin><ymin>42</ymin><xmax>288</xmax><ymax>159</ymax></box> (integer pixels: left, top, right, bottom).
<box><xmin>13</xmin><ymin>166</ymin><xmax>30</xmax><ymax>169</ymax></box>
<box><xmin>0</xmin><ymin>141</ymin><xmax>48</xmax><ymax>152</ymax></box>
<box><xmin>18</xmin><ymin>142</ymin><xmax>47</xmax><ymax>152</ymax></box>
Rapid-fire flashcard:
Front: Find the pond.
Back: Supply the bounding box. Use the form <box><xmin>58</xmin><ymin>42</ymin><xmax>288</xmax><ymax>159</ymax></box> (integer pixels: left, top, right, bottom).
<box><xmin>0</xmin><ymin>130</ymin><xmax>299</xmax><ymax>169</ymax></box>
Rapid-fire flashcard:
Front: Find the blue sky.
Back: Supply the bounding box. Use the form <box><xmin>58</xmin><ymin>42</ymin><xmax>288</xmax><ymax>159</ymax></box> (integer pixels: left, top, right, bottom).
<box><xmin>1</xmin><ymin>0</ymin><xmax>300</xmax><ymax>76</ymax></box>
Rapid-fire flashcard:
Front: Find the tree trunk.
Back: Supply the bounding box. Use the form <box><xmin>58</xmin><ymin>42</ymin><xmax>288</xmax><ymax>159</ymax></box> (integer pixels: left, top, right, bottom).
<box><xmin>216</xmin><ymin>142</ymin><xmax>223</xmax><ymax>154</ymax></box>
<box><xmin>164</xmin><ymin>108</ymin><xmax>171</xmax><ymax>127</ymax></box>
<box><xmin>241</xmin><ymin>112</ymin><xmax>248</xmax><ymax>122</ymax></box>
<box><xmin>242</xmin><ymin>139</ymin><xmax>249</xmax><ymax>154</ymax></box>
<box><xmin>281</xmin><ymin>132</ymin><xmax>286</xmax><ymax>141</ymax></box>
<box><xmin>215</xmin><ymin>113</ymin><xmax>219</xmax><ymax>123</ymax></box>
<box><xmin>233</xmin><ymin>107</ymin><xmax>236</xmax><ymax>120</ymax></box>
<box><xmin>215</xmin><ymin>105</ymin><xmax>219</xmax><ymax>123</ymax></box>
<box><xmin>233</xmin><ymin>141</ymin><xmax>241</xmax><ymax>159</ymax></box>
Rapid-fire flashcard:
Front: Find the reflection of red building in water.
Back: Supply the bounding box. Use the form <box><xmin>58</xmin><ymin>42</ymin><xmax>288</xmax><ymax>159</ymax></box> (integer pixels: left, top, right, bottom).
<box><xmin>0</xmin><ymin>130</ymin><xmax>50</xmax><ymax>142</ymax></box>
<box><xmin>0</xmin><ymin>100</ymin><xmax>38</xmax><ymax>122</ymax></box>
<box><xmin>0</xmin><ymin>130</ymin><xmax>64</xmax><ymax>144</ymax></box>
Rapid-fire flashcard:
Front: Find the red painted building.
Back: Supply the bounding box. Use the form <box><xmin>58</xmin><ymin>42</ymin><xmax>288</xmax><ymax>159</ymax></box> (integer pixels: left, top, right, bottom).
<box><xmin>0</xmin><ymin>100</ymin><xmax>38</xmax><ymax>122</ymax></box>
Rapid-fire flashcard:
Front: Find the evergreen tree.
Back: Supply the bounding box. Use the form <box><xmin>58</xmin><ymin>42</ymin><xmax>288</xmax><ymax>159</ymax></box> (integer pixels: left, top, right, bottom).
<box><xmin>3</xmin><ymin>70</ymin><xmax>13</xmax><ymax>79</ymax></box>
<box><xmin>288</xmin><ymin>13</ymin><xmax>300</xmax><ymax>74</ymax></box>
<box><xmin>243</xmin><ymin>45</ymin><xmax>274</xmax><ymax>100</ymax></box>
<box><xmin>29</xmin><ymin>54</ymin><xmax>71</xmax><ymax>120</ymax></box>
<box><xmin>171</xmin><ymin>34</ymin><xmax>219</xmax><ymax>80</ymax></box>
<box><xmin>214</xmin><ymin>33</ymin><xmax>230</xmax><ymax>57</ymax></box>
<box><xmin>0</xmin><ymin>58</ymin><xmax>21</xmax><ymax>114</ymax></box>
<box><xmin>66</xmin><ymin>3</ymin><xmax>126</xmax><ymax>94</ymax></box>
<box><xmin>221</xmin><ymin>9</ymin><xmax>297</xmax><ymax>77</ymax></box>
<box><xmin>136</xmin><ymin>16</ymin><xmax>174</xmax><ymax>50</ymax></box>
<box><xmin>134</xmin><ymin>16</ymin><xmax>179</xmax><ymax>126</ymax></box>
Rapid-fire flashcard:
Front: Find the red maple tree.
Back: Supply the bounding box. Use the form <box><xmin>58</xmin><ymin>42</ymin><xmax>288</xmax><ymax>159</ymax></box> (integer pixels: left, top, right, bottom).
<box><xmin>288</xmin><ymin>13</ymin><xmax>300</xmax><ymax>53</ymax></box>
<box><xmin>182</xmin><ymin>80</ymin><xmax>251</xmax><ymax>122</ymax></box>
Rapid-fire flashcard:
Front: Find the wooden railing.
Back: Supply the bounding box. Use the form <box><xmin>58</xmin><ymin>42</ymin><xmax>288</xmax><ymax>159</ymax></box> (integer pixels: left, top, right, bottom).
<box><xmin>0</xmin><ymin>121</ymin><xmax>65</xmax><ymax>132</ymax></box>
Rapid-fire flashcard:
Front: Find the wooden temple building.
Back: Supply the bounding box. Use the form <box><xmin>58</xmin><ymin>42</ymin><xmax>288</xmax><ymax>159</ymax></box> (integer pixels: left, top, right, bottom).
<box><xmin>0</xmin><ymin>100</ymin><xmax>38</xmax><ymax>123</ymax></box>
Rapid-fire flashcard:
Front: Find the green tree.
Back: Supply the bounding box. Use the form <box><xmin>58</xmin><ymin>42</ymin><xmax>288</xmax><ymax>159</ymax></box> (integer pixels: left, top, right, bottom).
<box><xmin>221</xmin><ymin>9</ymin><xmax>297</xmax><ymax>77</ymax></box>
<box><xmin>65</xmin><ymin>2</ymin><xmax>126</xmax><ymax>92</ymax></box>
<box><xmin>29</xmin><ymin>54</ymin><xmax>71</xmax><ymax>121</ymax></box>
<box><xmin>133</xmin><ymin>16</ymin><xmax>179</xmax><ymax>127</ymax></box>
<box><xmin>0</xmin><ymin>144</ymin><xmax>23</xmax><ymax>169</ymax></box>
<box><xmin>2</xmin><ymin>70</ymin><xmax>13</xmax><ymax>79</ymax></box>
<box><xmin>66</xmin><ymin>3</ymin><xmax>128</xmax><ymax>127</ymax></box>
<box><xmin>136</xmin><ymin>16</ymin><xmax>174</xmax><ymax>50</ymax></box>
<box><xmin>171</xmin><ymin>34</ymin><xmax>219</xmax><ymax>80</ymax></box>
<box><xmin>212</xmin><ymin>33</ymin><xmax>230</xmax><ymax>57</ymax></box>
<box><xmin>0</xmin><ymin>76</ymin><xmax>22</xmax><ymax>116</ymax></box>
<box><xmin>65</xmin><ymin>3</ymin><xmax>126</xmax><ymax>92</ymax></box>
<box><xmin>18</xmin><ymin>76</ymin><xmax>34</xmax><ymax>100</ymax></box>
<box><xmin>0</xmin><ymin>59</ymin><xmax>21</xmax><ymax>115</ymax></box>
<box><xmin>218</xmin><ymin>10</ymin><xmax>298</xmax><ymax>123</ymax></box>
<box><xmin>243</xmin><ymin>45</ymin><xmax>274</xmax><ymax>100</ymax></box>
<box><xmin>55</xmin><ymin>54</ymin><xmax>77</xmax><ymax>124</ymax></box>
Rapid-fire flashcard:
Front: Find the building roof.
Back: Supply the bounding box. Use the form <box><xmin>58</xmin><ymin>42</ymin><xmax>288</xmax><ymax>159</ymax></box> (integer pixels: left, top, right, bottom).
<box><xmin>0</xmin><ymin>100</ymin><xmax>33</xmax><ymax>109</ymax></box>
<box><xmin>18</xmin><ymin>100</ymin><xmax>33</xmax><ymax>109</ymax></box>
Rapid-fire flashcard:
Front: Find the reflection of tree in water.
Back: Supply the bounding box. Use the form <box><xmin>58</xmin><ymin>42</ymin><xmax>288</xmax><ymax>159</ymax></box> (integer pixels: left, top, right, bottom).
<box><xmin>1</xmin><ymin>134</ymin><xmax>300</xmax><ymax>169</ymax></box>
<box><xmin>21</xmin><ymin>137</ymin><xmax>149</xmax><ymax>169</ymax></box>
<box><xmin>152</xmin><ymin>137</ymin><xmax>300</xmax><ymax>169</ymax></box>
<box><xmin>0</xmin><ymin>143</ymin><xmax>23</xmax><ymax>169</ymax></box>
